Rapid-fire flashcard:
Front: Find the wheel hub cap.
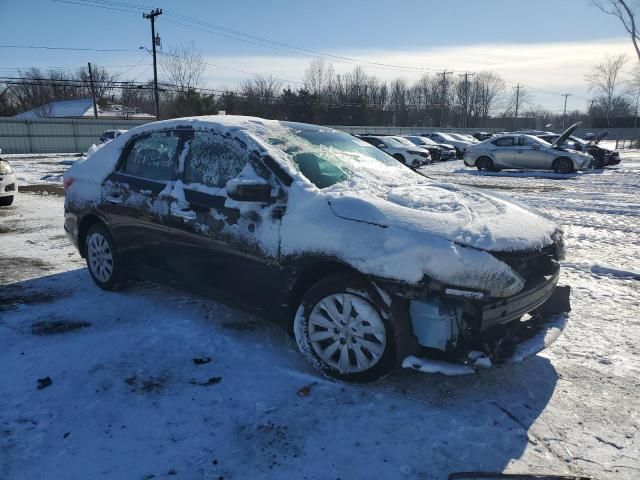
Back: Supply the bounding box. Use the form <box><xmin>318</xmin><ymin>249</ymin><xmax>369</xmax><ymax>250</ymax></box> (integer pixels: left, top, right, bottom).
<box><xmin>87</xmin><ymin>232</ymin><xmax>113</xmax><ymax>283</ymax></box>
<box><xmin>308</xmin><ymin>293</ymin><xmax>386</xmax><ymax>374</ymax></box>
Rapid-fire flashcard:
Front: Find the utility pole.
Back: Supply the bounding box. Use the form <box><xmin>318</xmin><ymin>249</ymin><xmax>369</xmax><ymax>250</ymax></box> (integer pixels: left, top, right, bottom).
<box><xmin>438</xmin><ymin>70</ymin><xmax>453</xmax><ymax>127</ymax></box>
<box><xmin>513</xmin><ymin>84</ymin><xmax>521</xmax><ymax>130</ymax></box>
<box><xmin>459</xmin><ymin>72</ymin><xmax>474</xmax><ymax>128</ymax></box>
<box><xmin>87</xmin><ymin>62</ymin><xmax>98</xmax><ymax>119</ymax></box>
<box><xmin>561</xmin><ymin>93</ymin><xmax>572</xmax><ymax>129</ymax></box>
<box><xmin>143</xmin><ymin>8</ymin><xmax>162</xmax><ymax>120</ymax></box>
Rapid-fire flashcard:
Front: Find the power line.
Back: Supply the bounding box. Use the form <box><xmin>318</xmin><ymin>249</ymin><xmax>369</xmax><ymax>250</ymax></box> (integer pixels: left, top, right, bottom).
<box><xmin>0</xmin><ymin>44</ymin><xmax>137</xmax><ymax>52</ymax></box>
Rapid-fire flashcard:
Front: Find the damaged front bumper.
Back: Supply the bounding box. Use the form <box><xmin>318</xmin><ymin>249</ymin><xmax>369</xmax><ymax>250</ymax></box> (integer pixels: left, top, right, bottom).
<box><xmin>401</xmin><ymin>282</ymin><xmax>571</xmax><ymax>375</ymax></box>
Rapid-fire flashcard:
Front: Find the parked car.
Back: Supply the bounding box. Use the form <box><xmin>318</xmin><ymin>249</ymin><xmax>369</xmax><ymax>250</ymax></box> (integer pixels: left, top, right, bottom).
<box><xmin>464</xmin><ymin>123</ymin><xmax>593</xmax><ymax>173</ymax></box>
<box><xmin>0</xmin><ymin>153</ymin><xmax>17</xmax><ymax>206</ymax></box>
<box><xmin>420</xmin><ymin>132</ymin><xmax>473</xmax><ymax>158</ymax></box>
<box><xmin>64</xmin><ymin>116</ymin><xmax>570</xmax><ymax>382</ymax></box>
<box><xmin>99</xmin><ymin>129</ymin><xmax>127</xmax><ymax>144</ymax></box>
<box><xmin>472</xmin><ymin>132</ymin><xmax>494</xmax><ymax>141</ymax></box>
<box><xmin>357</xmin><ymin>135</ymin><xmax>431</xmax><ymax>168</ymax></box>
<box><xmin>536</xmin><ymin>131</ymin><xmax>620</xmax><ymax>168</ymax></box>
<box><xmin>448</xmin><ymin>133</ymin><xmax>480</xmax><ymax>144</ymax></box>
<box><xmin>403</xmin><ymin>135</ymin><xmax>457</xmax><ymax>161</ymax></box>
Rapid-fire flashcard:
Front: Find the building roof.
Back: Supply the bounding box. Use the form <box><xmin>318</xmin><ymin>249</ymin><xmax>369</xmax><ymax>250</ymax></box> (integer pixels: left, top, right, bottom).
<box><xmin>14</xmin><ymin>99</ymin><xmax>155</xmax><ymax>120</ymax></box>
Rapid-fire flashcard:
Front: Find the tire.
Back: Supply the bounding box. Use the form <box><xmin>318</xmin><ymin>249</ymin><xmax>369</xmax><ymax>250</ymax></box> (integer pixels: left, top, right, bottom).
<box><xmin>392</xmin><ymin>153</ymin><xmax>406</xmax><ymax>165</ymax></box>
<box><xmin>593</xmin><ymin>151</ymin><xmax>605</xmax><ymax>169</ymax></box>
<box><xmin>85</xmin><ymin>222</ymin><xmax>124</xmax><ymax>290</ymax></box>
<box><xmin>0</xmin><ymin>195</ymin><xmax>14</xmax><ymax>206</ymax></box>
<box><xmin>293</xmin><ymin>273</ymin><xmax>397</xmax><ymax>383</ymax></box>
<box><xmin>411</xmin><ymin>159</ymin><xmax>421</xmax><ymax>169</ymax></box>
<box><xmin>553</xmin><ymin>157</ymin><xmax>574</xmax><ymax>174</ymax></box>
<box><xmin>476</xmin><ymin>156</ymin><xmax>494</xmax><ymax>172</ymax></box>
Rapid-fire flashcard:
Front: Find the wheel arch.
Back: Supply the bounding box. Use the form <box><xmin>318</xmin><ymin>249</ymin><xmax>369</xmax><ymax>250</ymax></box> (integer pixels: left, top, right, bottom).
<box><xmin>77</xmin><ymin>213</ymin><xmax>109</xmax><ymax>257</ymax></box>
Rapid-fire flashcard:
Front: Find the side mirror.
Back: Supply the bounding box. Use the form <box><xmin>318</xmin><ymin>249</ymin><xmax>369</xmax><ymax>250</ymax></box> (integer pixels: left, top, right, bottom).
<box><xmin>532</xmin><ymin>143</ymin><xmax>540</xmax><ymax>150</ymax></box>
<box><xmin>226</xmin><ymin>178</ymin><xmax>272</xmax><ymax>203</ymax></box>
<box><xmin>378</xmin><ymin>144</ymin><xmax>386</xmax><ymax>149</ymax></box>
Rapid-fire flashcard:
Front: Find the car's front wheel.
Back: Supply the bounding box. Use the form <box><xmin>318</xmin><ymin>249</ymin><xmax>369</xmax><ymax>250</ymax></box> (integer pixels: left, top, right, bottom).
<box><xmin>476</xmin><ymin>156</ymin><xmax>494</xmax><ymax>171</ymax></box>
<box><xmin>85</xmin><ymin>223</ymin><xmax>124</xmax><ymax>290</ymax></box>
<box><xmin>411</xmin><ymin>159</ymin><xmax>421</xmax><ymax>169</ymax></box>
<box><xmin>553</xmin><ymin>157</ymin><xmax>574</xmax><ymax>174</ymax></box>
<box><xmin>293</xmin><ymin>273</ymin><xmax>396</xmax><ymax>383</ymax></box>
<box><xmin>0</xmin><ymin>195</ymin><xmax>14</xmax><ymax>206</ymax></box>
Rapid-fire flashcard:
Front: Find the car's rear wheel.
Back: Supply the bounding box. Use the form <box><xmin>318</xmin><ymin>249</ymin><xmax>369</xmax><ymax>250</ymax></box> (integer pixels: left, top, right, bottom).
<box><xmin>0</xmin><ymin>195</ymin><xmax>14</xmax><ymax>206</ymax></box>
<box><xmin>476</xmin><ymin>156</ymin><xmax>494</xmax><ymax>172</ymax></box>
<box><xmin>553</xmin><ymin>157</ymin><xmax>574</xmax><ymax>174</ymax></box>
<box><xmin>293</xmin><ymin>273</ymin><xmax>396</xmax><ymax>383</ymax></box>
<box><xmin>85</xmin><ymin>223</ymin><xmax>123</xmax><ymax>290</ymax></box>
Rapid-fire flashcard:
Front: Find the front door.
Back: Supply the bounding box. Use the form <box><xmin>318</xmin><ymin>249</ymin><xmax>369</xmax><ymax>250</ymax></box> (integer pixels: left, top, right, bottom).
<box><xmin>163</xmin><ymin>129</ymin><xmax>285</xmax><ymax>311</ymax></box>
<box><xmin>99</xmin><ymin>129</ymin><xmax>181</xmax><ymax>277</ymax></box>
<box><xmin>515</xmin><ymin>136</ymin><xmax>552</xmax><ymax>170</ymax></box>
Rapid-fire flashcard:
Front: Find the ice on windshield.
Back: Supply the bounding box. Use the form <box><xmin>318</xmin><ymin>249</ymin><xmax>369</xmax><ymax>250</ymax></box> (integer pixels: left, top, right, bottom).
<box><xmin>263</xmin><ymin>126</ymin><xmax>409</xmax><ymax>189</ymax></box>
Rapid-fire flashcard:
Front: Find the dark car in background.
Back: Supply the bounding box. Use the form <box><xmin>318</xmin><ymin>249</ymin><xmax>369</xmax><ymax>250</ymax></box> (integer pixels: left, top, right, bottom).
<box><xmin>403</xmin><ymin>135</ymin><xmax>457</xmax><ymax>161</ymax></box>
<box><xmin>536</xmin><ymin>131</ymin><xmax>620</xmax><ymax>168</ymax></box>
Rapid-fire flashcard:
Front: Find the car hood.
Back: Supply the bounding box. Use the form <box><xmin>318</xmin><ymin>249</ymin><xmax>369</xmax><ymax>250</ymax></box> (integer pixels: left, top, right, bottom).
<box><xmin>588</xmin><ymin>130</ymin><xmax>609</xmax><ymax>146</ymax></box>
<box><xmin>551</xmin><ymin>122</ymin><xmax>582</xmax><ymax>148</ymax></box>
<box><xmin>325</xmin><ymin>183</ymin><xmax>559</xmax><ymax>253</ymax></box>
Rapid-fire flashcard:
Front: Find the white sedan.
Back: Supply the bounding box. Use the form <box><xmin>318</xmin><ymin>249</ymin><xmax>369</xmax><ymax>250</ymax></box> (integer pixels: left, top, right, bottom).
<box><xmin>0</xmin><ymin>157</ymin><xmax>17</xmax><ymax>206</ymax></box>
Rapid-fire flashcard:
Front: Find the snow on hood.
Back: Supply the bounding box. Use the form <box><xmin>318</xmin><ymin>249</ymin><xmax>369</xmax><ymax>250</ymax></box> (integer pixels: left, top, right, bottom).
<box><xmin>325</xmin><ymin>182</ymin><xmax>558</xmax><ymax>253</ymax></box>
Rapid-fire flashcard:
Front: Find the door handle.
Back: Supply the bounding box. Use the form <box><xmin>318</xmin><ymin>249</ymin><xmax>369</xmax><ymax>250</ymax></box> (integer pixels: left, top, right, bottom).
<box><xmin>105</xmin><ymin>194</ymin><xmax>123</xmax><ymax>204</ymax></box>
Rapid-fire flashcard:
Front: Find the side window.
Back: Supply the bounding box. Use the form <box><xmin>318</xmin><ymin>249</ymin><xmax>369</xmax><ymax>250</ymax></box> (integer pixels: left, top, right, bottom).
<box><xmin>184</xmin><ymin>131</ymin><xmax>249</xmax><ymax>188</ymax></box>
<box><xmin>122</xmin><ymin>131</ymin><xmax>180</xmax><ymax>181</ymax></box>
<box><xmin>493</xmin><ymin>137</ymin><xmax>514</xmax><ymax>147</ymax></box>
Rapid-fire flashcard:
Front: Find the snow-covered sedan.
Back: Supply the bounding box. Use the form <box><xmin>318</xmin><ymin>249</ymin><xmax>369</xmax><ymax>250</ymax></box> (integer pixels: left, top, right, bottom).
<box><xmin>64</xmin><ymin>116</ymin><xmax>570</xmax><ymax>382</ymax></box>
<box><xmin>0</xmin><ymin>156</ymin><xmax>17</xmax><ymax>206</ymax></box>
<box><xmin>464</xmin><ymin>123</ymin><xmax>593</xmax><ymax>174</ymax></box>
<box><xmin>357</xmin><ymin>135</ymin><xmax>431</xmax><ymax>168</ymax></box>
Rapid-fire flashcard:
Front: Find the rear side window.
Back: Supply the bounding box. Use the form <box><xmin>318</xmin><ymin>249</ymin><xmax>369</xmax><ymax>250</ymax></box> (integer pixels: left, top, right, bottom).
<box><xmin>184</xmin><ymin>131</ymin><xmax>249</xmax><ymax>188</ymax></box>
<box><xmin>493</xmin><ymin>137</ymin><xmax>514</xmax><ymax>147</ymax></box>
<box><xmin>122</xmin><ymin>131</ymin><xmax>180</xmax><ymax>181</ymax></box>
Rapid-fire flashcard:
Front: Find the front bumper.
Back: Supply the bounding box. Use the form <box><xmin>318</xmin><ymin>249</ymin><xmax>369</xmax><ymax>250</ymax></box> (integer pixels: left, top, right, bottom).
<box><xmin>606</xmin><ymin>151</ymin><xmax>621</xmax><ymax>165</ymax></box>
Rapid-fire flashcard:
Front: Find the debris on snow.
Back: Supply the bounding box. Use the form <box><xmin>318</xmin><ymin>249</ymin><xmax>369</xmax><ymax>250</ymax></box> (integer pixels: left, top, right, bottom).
<box><xmin>192</xmin><ymin>357</ymin><xmax>212</xmax><ymax>365</ymax></box>
<box><xmin>401</xmin><ymin>356</ymin><xmax>475</xmax><ymax>376</ymax></box>
<box><xmin>36</xmin><ymin>377</ymin><xmax>52</xmax><ymax>390</ymax></box>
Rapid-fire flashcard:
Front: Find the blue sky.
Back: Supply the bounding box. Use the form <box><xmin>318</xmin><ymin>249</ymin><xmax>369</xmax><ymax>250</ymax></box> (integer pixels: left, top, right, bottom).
<box><xmin>0</xmin><ymin>0</ymin><xmax>634</xmax><ymax>111</ymax></box>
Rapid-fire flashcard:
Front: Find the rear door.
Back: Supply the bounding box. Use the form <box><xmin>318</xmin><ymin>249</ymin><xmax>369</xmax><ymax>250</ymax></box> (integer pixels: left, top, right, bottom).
<box><xmin>489</xmin><ymin>136</ymin><xmax>515</xmax><ymax>167</ymax></box>
<box><xmin>163</xmin><ymin>129</ymin><xmax>285</xmax><ymax>310</ymax></box>
<box><xmin>100</xmin><ymin>129</ymin><xmax>182</xmax><ymax>275</ymax></box>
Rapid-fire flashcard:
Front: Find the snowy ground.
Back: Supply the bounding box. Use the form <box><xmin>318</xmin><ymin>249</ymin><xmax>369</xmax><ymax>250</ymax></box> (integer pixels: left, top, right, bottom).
<box><xmin>1</xmin><ymin>154</ymin><xmax>639</xmax><ymax>479</ymax></box>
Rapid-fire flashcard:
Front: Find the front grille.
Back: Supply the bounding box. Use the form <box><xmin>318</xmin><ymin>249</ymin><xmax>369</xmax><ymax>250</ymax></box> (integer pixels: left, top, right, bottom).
<box><xmin>493</xmin><ymin>245</ymin><xmax>557</xmax><ymax>285</ymax></box>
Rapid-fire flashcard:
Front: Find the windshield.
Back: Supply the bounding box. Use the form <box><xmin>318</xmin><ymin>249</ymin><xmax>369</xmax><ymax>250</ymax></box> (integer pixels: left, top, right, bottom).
<box><xmin>436</xmin><ymin>132</ymin><xmax>457</xmax><ymax>142</ymax></box>
<box><xmin>263</xmin><ymin>124</ymin><xmax>406</xmax><ymax>189</ymax></box>
<box><xmin>0</xmin><ymin>160</ymin><xmax>12</xmax><ymax>175</ymax></box>
<box><xmin>392</xmin><ymin>136</ymin><xmax>417</xmax><ymax>148</ymax></box>
<box><xmin>380</xmin><ymin>136</ymin><xmax>406</xmax><ymax>148</ymax></box>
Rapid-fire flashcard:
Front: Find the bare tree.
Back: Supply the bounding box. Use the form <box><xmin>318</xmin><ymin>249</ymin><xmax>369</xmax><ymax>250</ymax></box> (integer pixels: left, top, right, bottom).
<box><xmin>302</xmin><ymin>58</ymin><xmax>335</xmax><ymax>97</ymax></box>
<box><xmin>592</xmin><ymin>1</ymin><xmax>640</xmax><ymax>62</ymax></box>
<box><xmin>160</xmin><ymin>43</ymin><xmax>206</xmax><ymax>92</ymax></box>
<box><xmin>76</xmin><ymin>65</ymin><xmax>116</xmax><ymax>104</ymax></box>
<box><xmin>585</xmin><ymin>54</ymin><xmax>627</xmax><ymax>125</ymax></box>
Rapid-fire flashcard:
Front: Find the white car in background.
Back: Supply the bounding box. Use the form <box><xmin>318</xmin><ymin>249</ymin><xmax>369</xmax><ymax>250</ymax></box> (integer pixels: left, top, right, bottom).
<box><xmin>448</xmin><ymin>133</ymin><xmax>480</xmax><ymax>144</ymax></box>
<box><xmin>99</xmin><ymin>129</ymin><xmax>127</xmax><ymax>144</ymax></box>
<box><xmin>421</xmin><ymin>132</ymin><xmax>474</xmax><ymax>158</ymax></box>
<box><xmin>357</xmin><ymin>135</ymin><xmax>431</xmax><ymax>168</ymax></box>
<box><xmin>0</xmin><ymin>156</ymin><xmax>17</xmax><ymax>206</ymax></box>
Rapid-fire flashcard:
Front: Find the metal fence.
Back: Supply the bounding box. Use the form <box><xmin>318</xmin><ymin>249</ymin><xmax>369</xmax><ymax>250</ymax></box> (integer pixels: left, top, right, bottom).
<box><xmin>2</xmin><ymin>117</ymin><xmax>640</xmax><ymax>154</ymax></box>
<box><xmin>0</xmin><ymin>118</ymin><xmax>149</xmax><ymax>154</ymax></box>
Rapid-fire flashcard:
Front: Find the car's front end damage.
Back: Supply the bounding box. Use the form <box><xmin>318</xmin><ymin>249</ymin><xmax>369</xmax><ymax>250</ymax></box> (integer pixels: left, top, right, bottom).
<box><xmin>375</xmin><ymin>237</ymin><xmax>571</xmax><ymax>375</ymax></box>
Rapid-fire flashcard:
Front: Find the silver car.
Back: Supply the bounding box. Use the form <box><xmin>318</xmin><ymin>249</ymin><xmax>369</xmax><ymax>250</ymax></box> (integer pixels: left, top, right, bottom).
<box><xmin>0</xmin><ymin>157</ymin><xmax>17</xmax><ymax>206</ymax></box>
<box><xmin>464</xmin><ymin>123</ymin><xmax>593</xmax><ymax>173</ymax></box>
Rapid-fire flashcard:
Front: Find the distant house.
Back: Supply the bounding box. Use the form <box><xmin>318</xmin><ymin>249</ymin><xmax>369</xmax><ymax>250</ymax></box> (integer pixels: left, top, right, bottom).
<box><xmin>14</xmin><ymin>99</ymin><xmax>155</xmax><ymax>120</ymax></box>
